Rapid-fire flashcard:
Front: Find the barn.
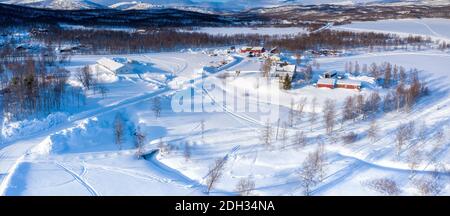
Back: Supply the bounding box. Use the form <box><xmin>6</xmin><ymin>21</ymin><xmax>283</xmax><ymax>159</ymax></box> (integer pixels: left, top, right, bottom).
<box><xmin>336</xmin><ymin>79</ymin><xmax>362</xmax><ymax>90</ymax></box>
<box><xmin>96</xmin><ymin>57</ymin><xmax>128</xmax><ymax>74</ymax></box>
<box><xmin>317</xmin><ymin>78</ymin><xmax>336</xmax><ymax>89</ymax></box>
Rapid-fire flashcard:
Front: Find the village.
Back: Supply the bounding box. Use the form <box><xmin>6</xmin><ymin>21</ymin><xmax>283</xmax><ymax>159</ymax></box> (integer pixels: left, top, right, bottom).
<box><xmin>92</xmin><ymin>45</ymin><xmax>363</xmax><ymax>93</ymax></box>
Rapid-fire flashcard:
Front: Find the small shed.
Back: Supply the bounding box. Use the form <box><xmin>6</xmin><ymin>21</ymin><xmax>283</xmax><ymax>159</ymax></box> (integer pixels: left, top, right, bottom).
<box><xmin>317</xmin><ymin>78</ymin><xmax>336</xmax><ymax>89</ymax></box>
<box><xmin>323</xmin><ymin>71</ymin><xmax>337</xmax><ymax>78</ymax></box>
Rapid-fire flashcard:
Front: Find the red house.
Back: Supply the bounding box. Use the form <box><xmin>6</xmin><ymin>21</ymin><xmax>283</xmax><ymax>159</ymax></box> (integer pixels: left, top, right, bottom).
<box><xmin>240</xmin><ymin>46</ymin><xmax>253</xmax><ymax>53</ymax></box>
<box><xmin>317</xmin><ymin>78</ymin><xmax>336</xmax><ymax>89</ymax></box>
<box><xmin>250</xmin><ymin>47</ymin><xmax>265</xmax><ymax>55</ymax></box>
<box><xmin>240</xmin><ymin>46</ymin><xmax>266</xmax><ymax>56</ymax></box>
<box><xmin>336</xmin><ymin>79</ymin><xmax>362</xmax><ymax>90</ymax></box>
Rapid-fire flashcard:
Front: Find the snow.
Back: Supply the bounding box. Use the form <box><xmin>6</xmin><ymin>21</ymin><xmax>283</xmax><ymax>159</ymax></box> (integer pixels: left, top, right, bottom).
<box><xmin>333</xmin><ymin>18</ymin><xmax>450</xmax><ymax>42</ymax></box>
<box><xmin>336</xmin><ymin>79</ymin><xmax>362</xmax><ymax>86</ymax></box>
<box><xmin>317</xmin><ymin>78</ymin><xmax>336</xmax><ymax>85</ymax></box>
<box><xmin>2</xmin><ymin>113</ymin><xmax>68</xmax><ymax>143</ymax></box>
<box><xmin>1</xmin><ymin>26</ymin><xmax>450</xmax><ymax>195</ymax></box>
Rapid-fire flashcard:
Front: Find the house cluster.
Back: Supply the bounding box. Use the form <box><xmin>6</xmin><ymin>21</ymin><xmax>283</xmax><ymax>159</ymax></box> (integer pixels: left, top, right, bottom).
<box><xmin>239</xmin><ymin>46</ymin><xmax>266</xmax><ymax>57</ymax></box>
<box><xmin>317</xmin><ymin>71</ymin><xmax>362</xmax><ymax>90</ymax></box>
<box><xmin>307</xmin><ymin>49</ymin><xmax>341</xmax><ymax>57</ymax></box>
<box><xmin>238</xmin><ymin>46</ymin><xmax>297</xmax><ymax>77</ymax></box>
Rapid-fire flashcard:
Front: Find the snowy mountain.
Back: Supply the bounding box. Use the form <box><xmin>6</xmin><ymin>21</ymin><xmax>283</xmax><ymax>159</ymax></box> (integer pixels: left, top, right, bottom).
<box><xmin>1</xmin><ymin>0</ymin><xmax>449</xmax><ymax>11</ymax></box>
<box><xmin>1</xmin><ymin>0</ymin><xmax>104</xmax><ymax>9</ymax></box>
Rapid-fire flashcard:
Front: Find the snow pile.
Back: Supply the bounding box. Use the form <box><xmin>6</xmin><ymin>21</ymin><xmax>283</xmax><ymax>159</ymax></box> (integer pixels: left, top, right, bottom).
<box><xmin>32</xmin><ymin>114</ymin><xmax>135</xmax><ymax>155</ymax></box>
<box><xmin>1</xmin><ymin>112</ymin><xmax>68</xmax><ymax>142</ymax></box>
<box><xmin>140</xmin><ymin>73</ymin><xmax>168</xmax><ymax>83</ymax></box>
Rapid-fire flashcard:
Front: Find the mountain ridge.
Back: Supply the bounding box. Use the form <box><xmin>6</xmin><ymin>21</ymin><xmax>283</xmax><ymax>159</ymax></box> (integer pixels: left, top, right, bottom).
<box><xmin>1</xmin><ymin>0</ymin><xmax>449</xmax><ymax>11</ymax></box>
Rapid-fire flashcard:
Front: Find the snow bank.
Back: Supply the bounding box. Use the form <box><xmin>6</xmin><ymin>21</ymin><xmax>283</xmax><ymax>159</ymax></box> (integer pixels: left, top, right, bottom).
<box><xmin>1</xmin><ymin>113</ymin><xmax>68</xmax><ymax>142</ymax></box>
<box><xmin>31</xmin><ymin>114</ymin><xmax>136</xmax><ymax>155</ymax></box>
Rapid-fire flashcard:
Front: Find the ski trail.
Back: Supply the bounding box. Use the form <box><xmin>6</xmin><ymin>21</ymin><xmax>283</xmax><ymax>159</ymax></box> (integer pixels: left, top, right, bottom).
<box><xmin>311</xmin><ymin>22</ymin><xmax>333</xmax><ymax>33</ymax></box>
<box><xmin>55</xmin><ymin>162</ymin><xmax>99</xmax><ymax>196</ymax></box>
<box><xmin>412</xmin><ymin>20</ymin><xmax>446</xmax><ymax>39</ymax></box>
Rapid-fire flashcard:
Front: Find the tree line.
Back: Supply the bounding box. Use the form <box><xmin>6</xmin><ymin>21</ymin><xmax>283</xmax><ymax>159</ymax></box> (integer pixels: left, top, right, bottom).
<box><xmin>31</xmin><ymin>27</ymin><xmax>430</xmax><ymax>55</ymax></box>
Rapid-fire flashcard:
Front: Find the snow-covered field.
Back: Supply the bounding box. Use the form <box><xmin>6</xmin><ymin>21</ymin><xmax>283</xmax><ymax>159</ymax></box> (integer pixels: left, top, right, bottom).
<box><xmin>1</xmin><ymin>46</ymin><xmax>449</xmax><ymax>196</ymax></box>
<box><xmin>188</xmin><ymin>27</ymin><xmax>308</xmax><ymax>36</ymax></box>
<box><xmin>1</xmin><ymin>18</ymin><xmax>450</xmax><ymax>195</ymax></box>
<box><xmin>333</xmin><ymin>18</ymin><xmax>450</xmax><ymax>42</ymax></box>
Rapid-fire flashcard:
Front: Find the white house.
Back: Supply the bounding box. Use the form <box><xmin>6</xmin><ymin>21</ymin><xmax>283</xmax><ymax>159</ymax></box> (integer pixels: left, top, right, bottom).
<box><xmin>96</xmin><ymin>58</ymin><xmax>129</xmax><ymax>74</ymax></box>
<box><xmin>273</xmin><ymin>62</ymin><xmax>297</xmax><ymax>77</ymax></box>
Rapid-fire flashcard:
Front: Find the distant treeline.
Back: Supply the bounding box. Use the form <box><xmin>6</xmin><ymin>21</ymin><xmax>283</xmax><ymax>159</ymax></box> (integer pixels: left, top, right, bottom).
<box><xmin>31</xmin><ymin>28</ymin><xmax>430</xmax><ymax>54</ymax></box>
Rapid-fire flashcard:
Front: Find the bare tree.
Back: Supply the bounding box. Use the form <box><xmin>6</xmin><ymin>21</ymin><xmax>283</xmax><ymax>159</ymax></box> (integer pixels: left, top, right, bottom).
<box><xmin>431</xmin><ymin>128</ymin><xmax>446</xmax><ymax>154</ymax></box>
<box><xmin>261</xmin><ymin>120</ymin><xmax>273</xmax><ymax>148</ymax></box>
<box><xmin>292</xmin><ymin>131</ymin><xmax>307</xmax><ymax>149</ymax></box>
<box><xmin>365</xmin><ymin>178</ymin><xmax>401</xmax><ymax>195</ymax></box>
<box><xmin>287</xmin><ymin>99</ymin><xmax>295</xmax><ymax>127</ymax></box>
<box><xmin>355</xmin><ymin>94</ymin><xmax>365</xmax><ymax>118</ymax></box>
<box><xmin>299</xmin><ymin>145</ymin><xmax>326</xmax><ymax>195</ymax></box>
<box><xmin>184</xmin><ymin>142</ymin><xmax>191</xmax><ymax>161</ymax></box>
<box><xmin>354</xmin><ymin>61</ymin><xmax>360</xmax><ymax>76</ymax></box>
<box><xmin>316</xmin><ymin>144</ymin><xmax>326</xmax><ymax>181</ymax></box>
<box><xmin>342</xmin><ymin>132</ymin><xmax>358</xmax><ymax>144</ymax></box>
<box><xmin>323</xmin><ymin>99</ymin><xmax>336</xmax><ymax>134</ymax></box>
<box><xmin>369</xmin><ymin>63</ymin><xmax>379</xmax><ymax>80</ymax></box>
<box><xmin>309</xmin><ymin>97</ymin><xmax>318</xmax><ymax>131</ymax></box>
<box><xmin>113</xmin><ymin>113</ymin><xmax>124</xmax><ymax>150</ymax></box>
<box><xmin>383</xmin><ymin>62</ymin><xmax>392</xmax><ymax>88</ymax></box>
<box><xmin>99</xmin><ymin>85</ymin><xmax>109</xmax><ymax>98</ymax></box>
<box><xmin>75</xmin><ymin>65</ymin><xmax>93</xmax><ymax>90</ymax></box>
<box><xmin>296</xmin><ymin>97</ymin><xmax>307</xmax><ymax>125</ymax></box>
<box><xmin>362</xmin><ymin>64</ymin><xmax>368</xmax><ymax>75</ymax></box>
<box><xmin>134</xmin><ymin>126</ymin><xmax>146</xmax><ymax>158</ymax></box>
<box><xmin>407</xmin><ymin>147</ymin><xmax>422</xmax><ymax>176</ymax></box>
<box><xmin>304</xmin><ymin>65</ymin><xmax>313</xmax><ymax>82</ymax></box>
<box><xmin>417</xmin><ymin>122</ymin><xmax>428</xmax><ymax>144</ymax></box>
<box><xmin>395</xmin><ymin>122</ymin><xmax>414</xmax><ymax>156</ymax></box>
<box><xmin>342</xmin><ymin>96</ymin><xmax>355</xmax><ymax>122</ymax></box>
<box><xmin>279</xmin><ymin>122</ymin><xmax>288</xmax><ymax>149</ymax></box>
<box><xmin>206</xmin><ymin>157</ymin><xmax>227</xmax><ymax>194</ymax></box>
<box><xmin>235</xmin><ymin>176</ymin><xmax>256</xmax><ymax>196</ymax></box>
<box><xmin>367</xmin><ymin>120</ymin><xmax>378</xmax><ymax>142</ymax></box>
<box><xmin>366</xmin><ymin>92</ymin><xmax>381</xmax><ymax>117</ymax></box>
<box><xmin>299</xmin><ymin>152</ymin><xmax>319</xmax><ymax>196</ymax></box>
<box><xmin>261</xmin><ymin>58</ymin><xmax>272</xmax><ymax>78</ymax></box>
<box><xmin>415</xmin><ymin>171</ymin><xmax>443</xmax><ymax>196</ymax></box>
<box><xmin>152</xmin><ymin>97</ymin><xmax>162</xmax><ymax>119</ymax></box>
